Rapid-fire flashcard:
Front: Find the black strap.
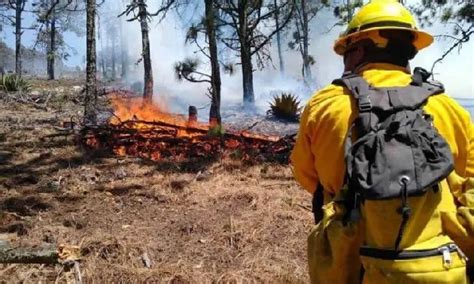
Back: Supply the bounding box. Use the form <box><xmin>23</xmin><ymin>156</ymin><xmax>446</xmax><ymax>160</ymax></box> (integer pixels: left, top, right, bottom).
<box><xmin>312</xmin><ymin>183</ymin><xmax>325</xmax><ymax>224</ymax></box>
<box><xmin>411</xmin><ymin>67</ymin><xmax>432</xmax><ymax>86</ymax></box>
<box><xmin>333</xmin><ymin>71</ymin><xmax>444</xmax><ymax>110</ymax></box>
<box><xmin>347</xmin><ymin>21</ymin><xmax>413</xmax><ymax>35</ymax></box>
<box><xmin>332</xmin><ymin>71</ymin><xmax>445</xmax><ymax>228</ymax></box>
<box><xmin>360</xmin><ymin>243</ymin><xmax>457</xmax><ymax>260</ymax></box>
<box><xmin>334</xmin><ymin>75</ymin><xmax>377</xmax><ymax>136</ymax></box>
<box><xmin>394</xmin><ymin>176</ymin><xmax>412</xmax><ymax>251</ymax></box>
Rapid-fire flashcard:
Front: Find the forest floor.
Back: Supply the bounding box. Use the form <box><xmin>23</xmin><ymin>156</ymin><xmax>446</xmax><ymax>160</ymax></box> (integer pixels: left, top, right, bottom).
<box><xmin>0</xmin><ymin>79</ymin><xmax>313</xmax><ymax>283</ymax></box>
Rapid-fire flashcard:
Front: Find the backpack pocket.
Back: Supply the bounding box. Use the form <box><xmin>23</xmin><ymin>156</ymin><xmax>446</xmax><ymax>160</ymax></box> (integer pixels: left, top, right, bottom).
<box><xmin>346</xmin><ymin>110</ymin><xmax>454</xmax><ymax>200</ymax></box>
<box><xmin>360</xmin><ymin>244</ymin><xmax>468</xmax><ymax>284</ymax></box>
<box><xmin>307</xmin><ymin>201</ymin><xmax>363</xmax><ymax>284</ymax></box>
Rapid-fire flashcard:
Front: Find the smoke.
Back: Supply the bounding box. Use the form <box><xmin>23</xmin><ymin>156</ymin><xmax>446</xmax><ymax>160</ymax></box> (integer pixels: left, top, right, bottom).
<box><xmin>118</xmin><ymin>2</ymin><xmax>472</xmax><ymax>118</ymax></box>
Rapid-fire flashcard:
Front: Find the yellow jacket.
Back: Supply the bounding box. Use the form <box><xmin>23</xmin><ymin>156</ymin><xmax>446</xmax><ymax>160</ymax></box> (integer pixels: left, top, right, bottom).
<box><xmin>291</xmin><ymin>63</ymin><xmax>474</xmax><ymax>256</ymax></box>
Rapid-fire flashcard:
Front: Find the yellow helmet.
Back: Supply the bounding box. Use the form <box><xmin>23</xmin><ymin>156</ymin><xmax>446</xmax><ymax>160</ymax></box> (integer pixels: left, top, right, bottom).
<box><xmin>334</xmin><ymin>0</ymin><xmax>433</xmax><ymax>56</ymax></box>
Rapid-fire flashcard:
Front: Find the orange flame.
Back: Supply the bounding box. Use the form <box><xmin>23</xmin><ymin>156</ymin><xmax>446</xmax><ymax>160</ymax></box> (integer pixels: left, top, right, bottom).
<box><xmin>109</xmin><ymin>95</ymin><xmax>210</xmax><ymax>136</ymax></box>
<box><xmin>82</xmin><ymin>91</ymin><xmax>289</xmax><ymax>163</ymax></box>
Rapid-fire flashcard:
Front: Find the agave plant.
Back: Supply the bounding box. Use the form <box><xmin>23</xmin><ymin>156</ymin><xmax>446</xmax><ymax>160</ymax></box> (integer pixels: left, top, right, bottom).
<box><xmin>267</xmin><ymin>93</ymin><xmax>302</xmax><ymax>122</ymax></box>
<box><xmin>0</xmin><ymin>74</ymin><xmax>31</xmax><ymax>92</ymax></box>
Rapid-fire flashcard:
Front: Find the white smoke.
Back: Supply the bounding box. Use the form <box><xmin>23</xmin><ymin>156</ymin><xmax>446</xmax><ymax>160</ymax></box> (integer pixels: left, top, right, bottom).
<box><xmin>119</xmin><ymin>1</ymin><xmax>473</xmax><ymax>117</ymax></box>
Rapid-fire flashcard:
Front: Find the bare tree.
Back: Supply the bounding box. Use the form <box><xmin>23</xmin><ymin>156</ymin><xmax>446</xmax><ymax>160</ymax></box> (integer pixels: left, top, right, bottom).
<box><xmin>288</xmin><ymin>0</ymin><xmax>329</xmax><ymax>85</ymax></box>
<box><xmin>273</xmin><ymin>0</ymin><xmax>284</xmax><ymax>75</ymax></box>
<box><xmin>2</xmin><ymin>0</ymin><xmax>28</xmax><ymax>76</ymax></box>
<box><xmin>137</xmin><ymin>0</ymin><xmax>152</xmax><ymax>102</ymax></box>
<box><xmin>108</xmin><ymin>23</ymin><xmax>117</xmax><ymax>80</ymax></box>
<box><xmin>411</xmin><ymin>1</ymin><xmax>473</xmax><ymax>75</ymax></box>
<box><xmin>205</xmin><ymin>0</ymin><xmax>221</xmax><ymax>124</ymax></box>
<box><xmin>32</xmin><ymin>0</ymin><xmax>86</xmax><ymax>80</ymax></box>
<box><xmin>217</xmin><ymin>0</ymin><xmax>295</xmax><ymax>108</ymax></box>
<box><xmin>175</xmin><ymin>0</ymin><xmax>226</xmax><ymax>125</ymax></box>
<box><xmin>119</xmin><ymin>2</ymin><xmax>128</xmax><ymax>80</ymax></box>
<box><xmin>84</xmin><ymin>0</ymin><xmax>97</xmax><ymax>123</ymax></box>
<box><xmin>14</xmin><ymin>0</ymin><xmax>26</xmax><ymax>75</ymax></box>
<box><xmin>47</xmin><ymin>0</ymin><xmax>56</xmax><ymax>79</ymax></box>
<box><xmin>120</xmin><ymin>0</ymin><xmax>177</xmax><ymax>103</ymax></box>
<box><xmin>331</xmin><ymin>0</ymin><xmax>362</xmax><ymax>28</ymax></box>
<box><xmin>97</xmin><ymin>11</ymin><xmax>106</xmax><ymax>79</ymax></box>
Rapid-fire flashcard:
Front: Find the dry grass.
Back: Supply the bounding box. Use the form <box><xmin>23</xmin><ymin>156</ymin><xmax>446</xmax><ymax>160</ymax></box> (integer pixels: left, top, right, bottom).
<box><xmin>0</xmin><ymin>80</ymin><xmax>313</xmax><ymax>283</ymax></box>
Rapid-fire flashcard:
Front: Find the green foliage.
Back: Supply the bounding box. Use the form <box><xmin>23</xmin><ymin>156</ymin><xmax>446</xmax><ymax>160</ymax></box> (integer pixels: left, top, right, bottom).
<box><xmin>333</xmin><ymin>0</ymin><xmax>363</xmax><ymax>25</ymax></box>
<box><xmin>222</xmin><ymin>63</ymin><xmax>235</xmax><ymax>75</ymax></box>
<box><xmin>413</xmin><ymin>1</ymin><xmax>473</xmax><ymax>27</ymax></box>
<box><xmin>208</xmin><ymin>124</ymin><xmax>225</xmax><ymax>137</ymax></box>
<box><xmin>174</xmin><ymin>58</ymin><xmax>200</xmax><ymax>81</ymax></box>
<box><xmin>267</xmin><ymin>93</ymin><xmax>302</xmax><ymax>122</ymax></box>
<box><xmin>0</xmin><ymin>74</ymin><xmax>31</xmax><ymax>92</ymax></box>
<box><xmin>185</xmin><ymin>24</ymin><xmax>201</xmax><ymax>43</ymax></box>
<box><xmin>411</xmin><ymin>1</ymin><xmax>473</xmax><ymax>73</ymax></box>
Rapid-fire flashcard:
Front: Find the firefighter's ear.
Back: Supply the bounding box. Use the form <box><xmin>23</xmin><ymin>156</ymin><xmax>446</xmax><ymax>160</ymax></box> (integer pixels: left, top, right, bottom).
<box><xmin>344</xmin><ymin>40</ymin><xmax>372</xmax><ymax>71</ymax></box>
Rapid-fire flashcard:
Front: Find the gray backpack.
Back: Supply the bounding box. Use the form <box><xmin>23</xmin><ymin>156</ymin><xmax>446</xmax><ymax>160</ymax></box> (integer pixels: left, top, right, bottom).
<box><xmin>333</xmin><ymin>68</ymin><xmax>455</xmax><ymax>250</ymax></box>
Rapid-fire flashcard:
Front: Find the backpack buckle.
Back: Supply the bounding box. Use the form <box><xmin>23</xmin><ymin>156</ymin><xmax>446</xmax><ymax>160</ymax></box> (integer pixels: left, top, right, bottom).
<box><xmin>358</xmin><ymin>97</ymin><xmax>372</xmax><ymax>112</ymax></box>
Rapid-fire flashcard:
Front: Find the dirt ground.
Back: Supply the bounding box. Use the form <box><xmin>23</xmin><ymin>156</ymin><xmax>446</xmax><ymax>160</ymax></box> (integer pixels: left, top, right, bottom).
<box><xmin>0</xmin><ymin>80</ymin><xmax>313</xmax><ymax>283</ymax></box>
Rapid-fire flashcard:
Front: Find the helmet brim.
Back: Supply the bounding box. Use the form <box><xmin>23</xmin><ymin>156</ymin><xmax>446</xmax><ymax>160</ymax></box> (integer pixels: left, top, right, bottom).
<box><xmin>333</xmin><ymin>27</ymin><xmax>434</xmax><ymax>56</ymax></box>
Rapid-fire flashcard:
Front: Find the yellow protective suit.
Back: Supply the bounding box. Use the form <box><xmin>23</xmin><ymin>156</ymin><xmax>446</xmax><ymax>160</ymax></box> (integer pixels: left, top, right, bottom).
<box><xmin>291</xmin><ymin>63</ymin><xmax>474</xmax><ymax>283</ymax></box>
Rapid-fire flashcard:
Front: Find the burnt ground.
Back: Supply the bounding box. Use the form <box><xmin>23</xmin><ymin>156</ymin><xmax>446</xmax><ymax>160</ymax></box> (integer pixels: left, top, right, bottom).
<box><xmin>0</xmin><ymin>80</ymin><xmax>312</xmax><ymax>283</ymax></box>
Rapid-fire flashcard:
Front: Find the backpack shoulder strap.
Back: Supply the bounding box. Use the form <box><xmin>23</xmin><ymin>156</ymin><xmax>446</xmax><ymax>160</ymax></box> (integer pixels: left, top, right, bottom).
<box><xmin>387</xmin><ymin>68</ymin><xmax>444</xmax><ymax>110</ymax></box>
<box><xmin>333</xmin><ymin>73</ymin><xmax>373</xmax><ymax>112</ymax></box>
<box><xmin>333</xmin><ymin>73</ymin><xmax>376</xmax><ymax>135</ymax></box>
<box><xmin>333</xmin><ymin>69</ymin><xmax>445</xmax><ymax>113</ymax></box>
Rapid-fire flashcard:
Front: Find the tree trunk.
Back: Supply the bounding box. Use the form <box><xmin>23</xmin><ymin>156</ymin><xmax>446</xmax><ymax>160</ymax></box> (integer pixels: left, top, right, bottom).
<box><xmin>47</xmin><ymin>7</ymin><xmax>56</xmax><ymax>81</ymax></box>
<box><xmin>301</xmin><ymin>0</ymin><xmax>312</xmax><ymax>85</ymax></box>
<box><xmin>111</xmin><ymin>33</ymin><xmax>116</xmax><ymax>80</ymax></box>
<box><xmin>238</xmin><ymin>2</ymin><xmax>255</xmax><ymax>107</ymax></box>
<box><xmin>274</xmin><ymin>0</ymin><xmax>285</xmax><ymax>75</ymax></box>
<box><xmin>205</xmin><ymin>0</ymin><xmax>221</xmax><ymax>125</ymax></box>
<box><xmin>85</xmin><ymin>0</ymin><xmax>97</xmax><ymax>124</ymax></box>
<box><xmin>97</xmin><ymin>15</ymin><xmax>106</xmax><ymax>79</ymax></box>
<box><xmin>241</xmin><ymin>48</ymin><xmax>255</xmax><ymax>107</ymax></box>
<box><xmin>138</xmin><ymin>0</ymin><xmax>153</xmax><ymax>103</ymax></box>
<box><xmin>120</xmin><ymin>12</ymin><xmax>128</xmax><ymax>80</ymax></box>
<box><xmin>15</xmin><ymin>0</ymin><xmax>22</xmax><ymax>76</ymax></box>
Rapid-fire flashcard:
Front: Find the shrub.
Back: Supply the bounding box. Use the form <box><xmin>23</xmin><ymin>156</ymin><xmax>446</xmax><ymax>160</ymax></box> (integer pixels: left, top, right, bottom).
<box><xmin>267</xmin><ymin>92</ymin><xmax>302</xmax><ymax>122</ymax></box>
<box><xmin>0</xmin><ymin>74</ymin><xmax>31</xmax><ymax>92</ymax></box>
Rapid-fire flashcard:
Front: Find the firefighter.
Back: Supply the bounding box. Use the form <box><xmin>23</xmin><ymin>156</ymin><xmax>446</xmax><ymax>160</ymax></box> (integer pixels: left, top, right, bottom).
<box><xmin>291</xmin><ymin>0</ymin><xmax>474</xmax><ymax>283</ymax></box>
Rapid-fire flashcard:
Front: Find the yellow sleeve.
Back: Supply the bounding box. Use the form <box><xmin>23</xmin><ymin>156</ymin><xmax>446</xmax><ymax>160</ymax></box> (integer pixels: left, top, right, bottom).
<box><xmin>465</xmin><ymin>118</ymin><xmax>474</xmax><ymax>177</ymax></box>
<box><xmin>425</xmin><ymin>94</ymin><xmax>473</xmax><ymax>176</ymax></box>
<box><xmin>291</xmin><ymin>103</ymin><xmax>319</xmax><ymax>194</ymax></box>
<box><xmin>440</xmin><ymin>100</ymin><xmax>474</xmax><ymax>261</ymax></box>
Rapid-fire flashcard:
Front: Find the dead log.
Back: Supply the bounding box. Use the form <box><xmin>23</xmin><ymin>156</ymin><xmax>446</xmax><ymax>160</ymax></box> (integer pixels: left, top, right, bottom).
<box><xmin>0</xmin><ymin>244</ymin><xmax>58</xmax><ymax>264</ymax></box>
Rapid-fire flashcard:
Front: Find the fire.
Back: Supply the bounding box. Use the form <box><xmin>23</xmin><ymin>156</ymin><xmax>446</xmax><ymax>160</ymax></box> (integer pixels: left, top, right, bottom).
<box><xmin>81</xmin><ymin>91</ymin><xmax>293</xmax><ymax>164</ymax></box>
<box><xmin>109</xmin><ymin>95</ymin><xmax>209</xmax><ymax>135</ymax></box>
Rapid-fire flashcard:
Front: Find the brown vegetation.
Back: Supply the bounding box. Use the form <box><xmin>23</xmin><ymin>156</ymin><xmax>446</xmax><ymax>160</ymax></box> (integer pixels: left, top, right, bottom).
<box><xmin>0</xmin><ymin>80</ymin><xmax>312</xmax><ymax>282</ymax></box>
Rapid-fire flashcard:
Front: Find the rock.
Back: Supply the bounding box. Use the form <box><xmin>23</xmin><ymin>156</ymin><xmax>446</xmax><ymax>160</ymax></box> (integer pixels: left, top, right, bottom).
<box><xmin>114</xmin><ymin>168</ymin><xmax>127</xmax><ymax>180</ymax></box>
<box><xmin>30</xmin><ymin>90</ymin><xmax>40</xmax><ymax>96</ymax></box>
<box><xmin>72</xmin><ymin>86</ymin><xmax>83</xmax><ymax>92</ymax></box>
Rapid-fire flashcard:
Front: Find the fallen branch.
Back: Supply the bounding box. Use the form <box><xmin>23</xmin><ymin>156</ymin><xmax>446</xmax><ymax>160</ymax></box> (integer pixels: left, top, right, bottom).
<box><xmin>3</xmin><ymin>92</ymin><xmax>49</xmax><ymax>111</ymax></box>
<box><xmin>0</xmin><ymin>243</ymin><xmax>80</xmax><ymax>264</ymax></box>
<box><xmin>0</xmin><ymin>245</ymin><xmax>58</xmax><ymax>264</ymax></box>
<box><xmin>79</xmin><ymin>119</ymin><xmax>296</xmax><ymax>164</ymax></box>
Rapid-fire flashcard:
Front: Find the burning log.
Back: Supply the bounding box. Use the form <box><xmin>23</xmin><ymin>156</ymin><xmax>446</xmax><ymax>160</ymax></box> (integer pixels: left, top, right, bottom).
<box><xmin>80</xmin><ymin>120</ymin><xmax>294</xmax><ymax>164</ymax></box>
<box><xmin>80</xmin><ymin>94</ymin><xmax>295</xmax><ymax>164</ymax></box>
<box><xmin>188</xmin><ymin>106</ymin><xmax>198</xmax><ymax>123</ymax></box>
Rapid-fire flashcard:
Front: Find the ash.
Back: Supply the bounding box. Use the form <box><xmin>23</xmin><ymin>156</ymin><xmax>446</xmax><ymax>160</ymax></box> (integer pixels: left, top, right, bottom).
<box><xmin>221</xmin><ymin>105</ymin><xmax>300</xmax><ymax>137</ymax></box>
